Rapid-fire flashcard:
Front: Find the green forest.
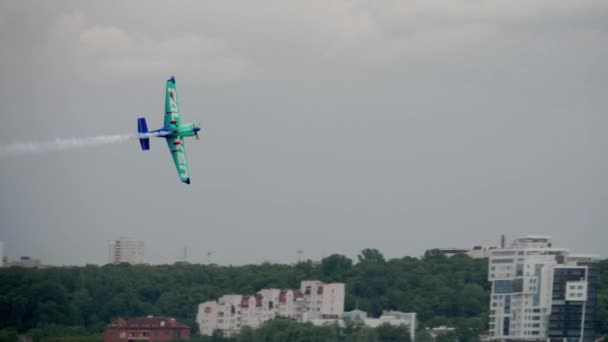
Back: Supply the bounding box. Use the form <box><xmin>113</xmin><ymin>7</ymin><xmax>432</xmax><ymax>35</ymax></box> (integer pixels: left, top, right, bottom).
<box><xmin>0</xmin><ymin>249</ymin><xmax>607</xmax><ymax>341</ymax></box>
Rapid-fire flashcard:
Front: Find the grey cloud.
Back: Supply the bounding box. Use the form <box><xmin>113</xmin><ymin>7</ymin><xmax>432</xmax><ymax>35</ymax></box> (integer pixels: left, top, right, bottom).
<box><xmin>0</xmin><ymin>1</ymin><xmax>606</xmax><ymax>266</ymax></box>
<box><xmin>44</xmin><ymin>10</ymin><xmax>251</xmax><ymax>82</ymax></box>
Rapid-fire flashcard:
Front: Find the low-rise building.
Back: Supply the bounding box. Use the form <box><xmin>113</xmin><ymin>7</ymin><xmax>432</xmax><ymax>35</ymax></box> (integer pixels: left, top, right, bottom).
<box><xmin>343</xmin><ymin>309</ymin><xmax>368</xmax><ymax>321</ymax></box>
<box><xmin>435</xmin><ymin>248</ymin><xmax>471</xmax><ymax>258</ymax></box>
<box><xmin>427</xmin><ymin>325</ymin><xmax>456</xmax><ymax>338</ymax></box>
<box><xmin>103</xmin><ymin>316</ymin><xmax>190</xmax><ymax>342</ymax></box>
<box><xmin>6</xmin><ymin>256</ymin><xmax>43</xmax><ymax>268</ymax></box>
<box><xmin>468</xmin><ymin>245</ymin><xmax>498</xmax><ymax>259</ymax></box>
<box><xmin>343</xmin><ymin>310</ymin><xmax>416</xmax><ymax>341</ymax></box>
<box><xmin>435</xmin><ymin>246</ymin><xmax>498</xmax><ymax>259</ymax></box>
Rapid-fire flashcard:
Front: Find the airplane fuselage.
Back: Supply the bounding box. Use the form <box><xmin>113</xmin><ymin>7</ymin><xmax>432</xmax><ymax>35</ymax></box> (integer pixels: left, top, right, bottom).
<box><xmin>144</xmin><ymin>123</ymin><xmax>201</xmax><ymax>139</ymax></box>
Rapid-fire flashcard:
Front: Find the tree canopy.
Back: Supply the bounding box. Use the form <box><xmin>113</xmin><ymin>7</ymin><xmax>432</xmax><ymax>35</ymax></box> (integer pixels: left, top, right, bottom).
<box><xmin>0</xmin><ymin>250</ymin><xmax>606</xmax><ymax>341</ymax></box>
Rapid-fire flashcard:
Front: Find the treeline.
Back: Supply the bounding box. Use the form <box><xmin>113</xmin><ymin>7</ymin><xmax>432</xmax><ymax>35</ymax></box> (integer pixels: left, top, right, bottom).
<box><xmin>183</xmin><ymin>317</ymin><xmax>481</xmax><ymax>342</ymax></box>
<box><xmin>192</xmin><ymin>318</ymin><xmax>416</xmax><ymax>342</ymax></box>
<box><xmin>0</xmin><ymin>249</ymin><xmax>606</xmax><ymax>340</ymax></box>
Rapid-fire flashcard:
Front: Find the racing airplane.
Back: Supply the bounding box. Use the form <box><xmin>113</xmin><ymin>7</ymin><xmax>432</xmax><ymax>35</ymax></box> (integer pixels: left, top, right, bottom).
<box><xmin>137</xmin><ymin>77</ymin><xmax>201</xmax><ymax>184</ymax></box>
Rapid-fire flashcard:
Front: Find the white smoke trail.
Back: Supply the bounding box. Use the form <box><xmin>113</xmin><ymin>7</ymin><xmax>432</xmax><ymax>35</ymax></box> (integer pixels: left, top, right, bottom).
<box><xmin>137</xmin><ymin>131</ymin><xmax>168</xmax><ymax>138</ymax></box>
<box><xmin>0</xmin><ymin>134</ymin><xmax>135</xmax><ymax>159</ymax></box>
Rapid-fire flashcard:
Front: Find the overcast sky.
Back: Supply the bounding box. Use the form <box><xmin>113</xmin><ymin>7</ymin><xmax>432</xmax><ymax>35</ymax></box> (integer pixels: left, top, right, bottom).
<box><xmin>0</xmin><ymin>1</ymin><xmax>606</xmax><ymax>266</ymax></box>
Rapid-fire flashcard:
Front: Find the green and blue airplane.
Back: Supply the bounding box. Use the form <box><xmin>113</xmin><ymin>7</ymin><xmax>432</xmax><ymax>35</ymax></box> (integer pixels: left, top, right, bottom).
<box><xmin>137</xmin><ymin>77</ymin><xmax>201</xmax><ymax>184</ymax></box>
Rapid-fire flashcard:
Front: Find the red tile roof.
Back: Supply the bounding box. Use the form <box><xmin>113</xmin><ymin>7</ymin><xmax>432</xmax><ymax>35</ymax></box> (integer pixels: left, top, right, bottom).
<box><xmin>107</xmin><ymin>316</ymin><xmax>190</xmax><ymax>329</ymax></box>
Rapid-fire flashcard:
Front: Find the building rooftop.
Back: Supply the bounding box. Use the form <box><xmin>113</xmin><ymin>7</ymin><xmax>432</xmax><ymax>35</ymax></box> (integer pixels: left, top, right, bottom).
<box><xmin>107</xmin><ymin>316</ymin><xmax>189</xmax><ymax>329</ymax></box>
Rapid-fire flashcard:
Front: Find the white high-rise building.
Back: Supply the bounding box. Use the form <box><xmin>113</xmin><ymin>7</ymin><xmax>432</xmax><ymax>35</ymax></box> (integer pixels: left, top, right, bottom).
<box><xmin>487</xmin><ymin>235</ymin><xmax>598</xmax><ymax>341</ymax></box>
<box><xmin>108</xmin><ymin>237</ymin><xmax>144</xmax><ymax>265</ymax></box>
<box><xmin>196</xmin><ymin>280</ymin><xmax>345</xmax><ymax>337</ymax></box>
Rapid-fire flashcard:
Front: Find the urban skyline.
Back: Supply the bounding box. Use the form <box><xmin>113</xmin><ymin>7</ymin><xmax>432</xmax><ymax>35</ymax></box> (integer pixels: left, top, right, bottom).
<box><xmin>0</xmin><ymin>232</ymin><xmax>603</xmax><ymax>267</ymax></box>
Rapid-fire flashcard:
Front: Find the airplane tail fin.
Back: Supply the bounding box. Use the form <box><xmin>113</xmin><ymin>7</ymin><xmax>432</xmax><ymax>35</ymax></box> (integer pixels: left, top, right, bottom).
<box><xmin>137</xmin><ymin>117</ymin><xmax>150</xmax><ymax>151</ymax></box>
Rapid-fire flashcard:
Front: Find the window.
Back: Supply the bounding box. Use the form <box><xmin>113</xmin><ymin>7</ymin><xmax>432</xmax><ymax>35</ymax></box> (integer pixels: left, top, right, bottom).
<box><xmin>495</xmin><ymin>280</ymin><xmax>514</xmax><ymax>294</ymax></box>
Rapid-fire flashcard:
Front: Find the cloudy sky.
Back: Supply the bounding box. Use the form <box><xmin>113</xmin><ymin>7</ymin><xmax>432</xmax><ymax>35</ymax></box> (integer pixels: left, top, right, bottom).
<box><xmin>0</xmin><ymin>1</ymin><xmax>606</xmax><ymax>266</ymax></box>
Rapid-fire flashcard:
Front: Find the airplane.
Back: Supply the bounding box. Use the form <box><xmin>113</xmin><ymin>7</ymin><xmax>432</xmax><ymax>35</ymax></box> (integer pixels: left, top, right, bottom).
<box><xmin>137</xmin><ymin>77</ymin><xmax>201</xmax><ymax>184</ymax></box>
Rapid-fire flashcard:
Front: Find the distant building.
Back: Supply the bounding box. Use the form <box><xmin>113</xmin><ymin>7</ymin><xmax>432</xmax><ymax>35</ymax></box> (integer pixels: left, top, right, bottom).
<box><xmin>301</xmin><ymin>311</ymin><xmax>344</xmax><ymax>328</ymax></box>
<box><xmin>350</xmin><ymin>311</ymin><xmax>416</xmax><ymax>341</ymax></box>
<box><xmin>427</xmin><ymin>325</ymin><xmax>456</xmax><ymax>338</ymax></box>
<box><xmin>467</xmin><ymin>245</ymin><xmax>498</xmax><ymax>259</ymax></box>
<box><xmin>435</xmin><ymin>246</ymin><xmax>497</xmax><ymax>259</ymax></box>
<box><xmin>196</xmin><ymin>280</ymin><xmax>345</xmax><ymax>337</ymax></box>
<box><xmin>343</xmin><ymin>309</ymin><xmax>368</xmax><ymax>321</ymax></box>
<box><xmin>487</xmin><ymin>235</ymin><xmax>599</xmax><ymax>341</ymax></box>
<box><xmin>0</xmin><ymin>241</ymin><xmax>3</xmax><ymax>267</ymax></box>
<box><xmin>6</xmin><ymin>256</ymin><xmax>43</xmax><ymax>268</ymax></box>
<box><xmin>109</xmin><ymin>237</ymin><xmax>144</xmax><ymax>265</ymax></box>
<box><xmin>435</xmin><ymin>248</ymin><xmax>470</xmax><ymax>258</ymax></box>
<box><xmin>103</xmin><ymin>316</ymin><xmax>190</xmax><ymax>342</ymax></box>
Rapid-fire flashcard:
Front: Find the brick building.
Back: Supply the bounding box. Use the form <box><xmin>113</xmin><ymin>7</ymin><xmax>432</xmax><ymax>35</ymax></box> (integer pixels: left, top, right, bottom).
<box><xmin>103</xmin><ymin>316</ymin><xmax>190</xmax><ymax>342</ymax></box>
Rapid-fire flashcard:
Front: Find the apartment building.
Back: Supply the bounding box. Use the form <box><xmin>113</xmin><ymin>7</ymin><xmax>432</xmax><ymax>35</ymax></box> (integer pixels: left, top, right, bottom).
<box><xmin>196</xmin><ymin>280</ymin><xmax>345</xmax><ymax>336</ymax></box>
<box><xmin>109</xmin><ymin>237</ymin><xmax>144</xmax><ymax>265</ymax></box>
<box><xmin>487</xmin><ymin>235</ymin><xmax>598</xmax><ymax>341</ymax></box>
<box><xmin>548</xmin><ymin>255</ymin><xmax>598</xmax><ymax>341</ymax></box>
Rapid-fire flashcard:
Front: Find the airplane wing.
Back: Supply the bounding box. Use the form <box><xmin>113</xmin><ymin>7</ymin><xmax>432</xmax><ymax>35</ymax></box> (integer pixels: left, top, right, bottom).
<box><xmin>164</xmin><ymin>77</ymin><xmax>182</xmax><ymax>128</ymax></box>
<box><xmin>166</xmin><ymin>136</ymin><xmax>191</xmax><ymax>184</ymax></box>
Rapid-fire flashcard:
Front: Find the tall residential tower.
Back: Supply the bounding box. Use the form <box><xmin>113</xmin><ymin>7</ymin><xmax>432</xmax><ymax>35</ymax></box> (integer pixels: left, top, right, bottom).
<box><xmin>487</xmin><ymin>235</ymin><xmax>598</xmax><ymax>341</ymax></box>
